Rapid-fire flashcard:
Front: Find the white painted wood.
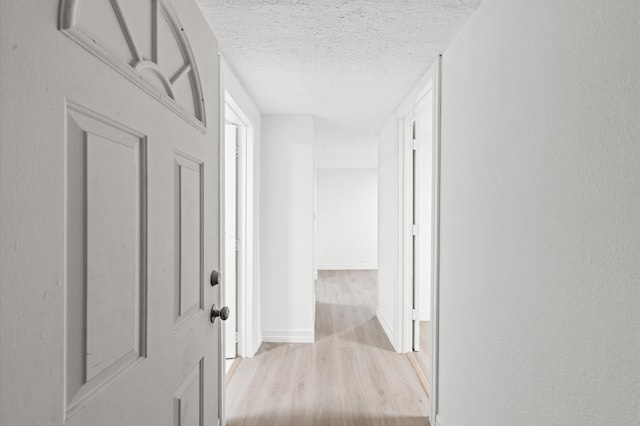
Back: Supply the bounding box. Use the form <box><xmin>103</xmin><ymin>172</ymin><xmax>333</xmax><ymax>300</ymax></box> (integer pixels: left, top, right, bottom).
<box><xmin>396</xmin><ymin>67</ymin><xmax>436</xmax><ymax>354</ymax></box>
<box><xmin>411</xmin><ymin>120</ymin><xmax>421</xmax><ymax>352</ymax></box>
<box><xmin>85</xmin><ymin>131</ymin><xmax>140</xmax><ymax>383</ymax></box>
<box><xmin>64</xmin><ymin>106</ymin><xmax>148</xmax><ymax>414</ymax></box>
<box><xmin>173</xmin><ymin>359</ymin><xmax>204</xmax><ymax>426</ymax></box>
<box><xmin>412</xmin><ymin>89</ymin><xmax>434</xmax><ymax>353</ymax></box>
<box><xmin>60</xmin><ymin>0</ymin><xmax>206</xmax><ymax>129</ymax></box>
<box><xmin>415</xmin><ymin>93</ymin><xmax>434</xmax><ymax>324</ymax></box>
<box><xmin>399</xmin><ymin>115</ymin><xmax>416</xmax><ymax>353</ymax></box>
<box><xmin>223</xmin><ymin>123</ymin><xmax>238</xmax><ymax>361</ymax></box>
<box><xmin>175</xmin><ymin>154</ymin><xmax>204</xmax><ymax>325</ymax></box>
<box><xmin>221</xmin><ymin>60</ymin><xmax>263</xmax><ymax>358</ymax></box>
<box><xmin>217</xmin><ymin>57</ymin><xmax>227</xmax><ymax>426</ymax></box>
<box><xmin>430</xmin><ymin>54</ymin><xmax>442</xmax><ymax>423</ymax></box>
<box><xmin>234</xmin><ymin>123</ymin><xmax>248</xmax><ymax>357</ymax></box>
<box><xmin>224</xmin><ymin>90</ymin><xmax>258</xmax><ymax>359</ymax></box>
<box><xmin>0</xmin><ymin>1</ymin><xmax>222</xmax><ymax>425</ymax></box>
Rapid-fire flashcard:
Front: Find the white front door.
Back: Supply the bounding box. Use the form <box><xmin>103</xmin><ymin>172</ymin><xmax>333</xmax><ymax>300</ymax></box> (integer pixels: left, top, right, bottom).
<box><xmin>0</xmin><ymin>1</ymin><xmax>223</xmax><ymax>425</ymax></box>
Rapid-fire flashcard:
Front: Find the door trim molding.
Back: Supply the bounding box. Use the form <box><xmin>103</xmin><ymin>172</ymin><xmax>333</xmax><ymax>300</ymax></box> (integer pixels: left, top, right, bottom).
<box><xmin>223</xmin><ymin>92</ymin><xmax>257</xmax><ymax>359</ymax></box>
<box><xmin>430</xmin><ymin>54</ymin><xmax>443</xmax><ymax>422</ymax></box>
<box><xmin>397</xmin><ymin>72</ymin><xmax>434</xmax><ymax>354</ymax></box>
<box><xmin>394</xmin><ymin>54</ymin><xmax>442</xmax><ymax>424</ymax></box>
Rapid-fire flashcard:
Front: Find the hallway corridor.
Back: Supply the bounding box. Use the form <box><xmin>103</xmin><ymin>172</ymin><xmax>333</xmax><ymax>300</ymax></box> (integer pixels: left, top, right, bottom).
<box><xmin>226</xmin><ymin>270</ymin><xmax>430</xmax><ymax>426</ymax></box>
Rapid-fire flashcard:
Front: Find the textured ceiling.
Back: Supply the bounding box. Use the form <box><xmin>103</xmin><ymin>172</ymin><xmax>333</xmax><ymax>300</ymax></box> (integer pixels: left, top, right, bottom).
<box><xmin>196</xmin><ymin>0</ymin><xmax>480</xmax><ymax>133</ymax></box>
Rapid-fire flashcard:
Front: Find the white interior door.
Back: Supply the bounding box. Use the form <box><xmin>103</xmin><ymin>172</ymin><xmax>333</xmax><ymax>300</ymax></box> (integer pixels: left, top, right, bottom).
<box><xmin>0</xmin><ymin>1</ymin><xmax>223</xmax><ymax>425</ymax></box>
<box><xmin>224</xmin><ymin>124</ymin><xmax>238</xmax><ymax>361</ymax></box>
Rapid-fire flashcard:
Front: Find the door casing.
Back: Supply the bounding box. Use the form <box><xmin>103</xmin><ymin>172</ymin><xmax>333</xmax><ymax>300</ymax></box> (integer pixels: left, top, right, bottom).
<box><xmin>394</xmin><ymin>55</ymin><xmax>443</xmax><ymax>423</ymax></box>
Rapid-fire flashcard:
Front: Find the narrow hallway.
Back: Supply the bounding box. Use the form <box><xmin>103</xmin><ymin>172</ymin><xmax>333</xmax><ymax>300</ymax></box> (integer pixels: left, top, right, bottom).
<box><xmin>226</xmin><ymin>270</ymin><xmax>430</xmax><ymax>426</ymax></box>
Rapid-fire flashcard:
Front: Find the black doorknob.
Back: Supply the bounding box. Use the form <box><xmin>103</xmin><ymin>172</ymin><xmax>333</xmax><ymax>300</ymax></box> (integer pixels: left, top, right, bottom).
<box><xmin>210</xmin><ymin>270</ymin><xmax>221</xmax><ymax>286</ymax></box>
<box><xmin>210</xmin><ymin>304</ymin><xmax>230</xmax><ymax>323</ymax></box>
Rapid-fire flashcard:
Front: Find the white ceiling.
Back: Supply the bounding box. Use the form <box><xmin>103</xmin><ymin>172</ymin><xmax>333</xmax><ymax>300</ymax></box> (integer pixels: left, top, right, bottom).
<box><xmin>196</xmin><ymin>0</ymin><xmax>480</xmax><ymax>134</ymax></box>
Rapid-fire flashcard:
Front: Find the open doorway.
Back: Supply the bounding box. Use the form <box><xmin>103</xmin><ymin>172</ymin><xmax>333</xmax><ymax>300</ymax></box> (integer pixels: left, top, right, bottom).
<box><xmin>314</xmin><ymin>166</ymin><xmax>379</xmax><ymax>345</ymax></box>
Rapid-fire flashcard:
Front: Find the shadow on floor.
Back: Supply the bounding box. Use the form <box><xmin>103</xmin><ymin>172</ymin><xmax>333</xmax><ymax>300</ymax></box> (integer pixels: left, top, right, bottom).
<box><xmin>314</xmin><ymin>302</ymin><xmax>395</xmax><ymax>352</ymax></box>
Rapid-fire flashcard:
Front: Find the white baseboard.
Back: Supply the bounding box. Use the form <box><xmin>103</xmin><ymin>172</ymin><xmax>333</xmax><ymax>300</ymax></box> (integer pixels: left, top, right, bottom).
<box><xmin>317</xmin><ymin>263</ymin><xmax>377</xmax><ymax>270</ymax></box>
<box><xmin>262</xmin><ymin>329</ymin><xmax>314</xmax><ymax>343</ymax></box>
<box><xmin>435</xmin><ymin>415</ymin><xmax>445</xmax><ymax>426</ymax></box>
<box><xmin>375</xmin><ymin>308</ymin><xmax>398</xmax><ymax>351</ymax></box>
<box><xmin>420</xmin><ymin>308</ymin><xmax>431</xmax><ymax>321</ymax></box>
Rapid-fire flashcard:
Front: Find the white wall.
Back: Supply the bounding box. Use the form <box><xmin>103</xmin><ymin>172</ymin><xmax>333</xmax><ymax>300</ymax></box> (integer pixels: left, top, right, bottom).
<box><xmin>221</xmin><ymin>58</ymin><xmax>262</xmax><ymax>357</ymax></box>
<box><xmin>376</xmin><ymin>118</ymin><xmax>400</xmax><ymax>350</ymax></box>
<box><xmin>316</xmin><ymin>169</ymin><xmax>377</xmax><ymax>270</ymax></box>
<box><xmin>436</xmin><ymin>0</ymin><xmax>640</xmax><ymax>424</ymax></box>
<box><xmin>261</xmin><ymin>115</ymin><xmax>315</xmax><ymax>343</ymax></box>
<box><xmin>314</xmin><ymin>119</ymin><xmax>378</xmax><ymax>169</ymax></box>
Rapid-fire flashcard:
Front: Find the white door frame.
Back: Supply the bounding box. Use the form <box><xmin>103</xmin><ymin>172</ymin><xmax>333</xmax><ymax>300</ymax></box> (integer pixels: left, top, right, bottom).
<box><xmin>223</xmin><ymin>92</ymin><xmax>256</xmax><ymax>359</ymax></box>
<box><xmin>395</xmin><ymin>55</ymin><xmax>442</xmax><ymax>423</ymax></box>
<box><xmin>397</xmin><ymin>74</ymin><xmax>434</xmax><ymax>354</ymax></box>
<box><xmin>223</xmin><ymin>122</ymin><xmax>239</xmax><ymax>363</ymax></box>
<box><xmin>430</xmin><ymin>54</ymin><xmax>443</xmax><ymax>424</ymax></box>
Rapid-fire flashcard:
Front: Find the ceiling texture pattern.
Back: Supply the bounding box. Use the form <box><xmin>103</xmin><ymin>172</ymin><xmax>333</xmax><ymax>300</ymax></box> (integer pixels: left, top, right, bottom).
<box><xmin>196</xmin><ymin>0</ymin><xmax>480</xmax><ymax>133</ymax></box>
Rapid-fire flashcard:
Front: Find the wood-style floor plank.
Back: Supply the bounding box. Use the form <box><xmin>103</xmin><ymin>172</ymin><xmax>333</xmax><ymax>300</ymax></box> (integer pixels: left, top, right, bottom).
<box><xmin>226</xmin><ymin>270</ymin><xmax>430</xmax><ymax>426</ymax></box>
<box><xmin>414</xmin><ymin>321</ymin><xmax>431</xmax><ymax>382</ymax></box>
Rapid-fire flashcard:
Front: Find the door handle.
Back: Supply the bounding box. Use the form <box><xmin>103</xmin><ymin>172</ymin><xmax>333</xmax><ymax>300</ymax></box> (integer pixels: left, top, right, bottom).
<box><xmin>210</xmin><ymin>304</ymin><xmax>230</xmax><ymax>323</ymax></box>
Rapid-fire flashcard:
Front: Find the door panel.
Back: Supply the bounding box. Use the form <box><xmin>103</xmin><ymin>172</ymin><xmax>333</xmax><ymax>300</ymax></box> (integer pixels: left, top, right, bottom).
<box><xmin>0</xmin><ymin>1</ymin><xmax>221</xmax><ymax>425</ymax></box>
<box><xmin>65</xmin><ymin>104</ymin><xmax>148</xmax><ymax>417</ymax></box>
<box><xmin>175</xmin><ymin>153</ymin><xmax>204</xmax><ymax>326</ymax></box>
<box><xmin>173</xmin><ymin>358</ymin><xmax>204</xmax><ymax>426</ymax></box>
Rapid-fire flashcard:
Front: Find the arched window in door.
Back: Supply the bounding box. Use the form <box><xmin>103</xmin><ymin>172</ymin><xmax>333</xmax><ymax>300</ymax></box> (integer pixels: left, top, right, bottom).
<box><xmin>60</xmin><ymin>0</ymin><xmax>206</xmax><ymax>129</ymax></box>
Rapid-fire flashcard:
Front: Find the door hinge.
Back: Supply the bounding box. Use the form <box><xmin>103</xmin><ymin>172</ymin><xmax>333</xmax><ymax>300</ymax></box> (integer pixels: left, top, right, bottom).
<box><xmin>411</xmin><ymin>138</ymin><xmax>418</xmax><ymax>151</ymax></box>
<box><xmin>412</xmin><ymin>309</ymin><xmax>420</xmax><ymax>320</ymax></box>
<box><xmin>412</xmin><ymin>224</ymin><xmax>419</xmax><ymax>236</ymax></box>
<box><xmin>235</xmin><ymin>239</ymin><xmax>240</xmax><ymax>251</ymax></box>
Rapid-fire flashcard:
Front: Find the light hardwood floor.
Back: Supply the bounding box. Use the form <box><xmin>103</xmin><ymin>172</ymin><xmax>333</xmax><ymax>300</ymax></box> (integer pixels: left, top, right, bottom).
<box><xmin>407</xmin><ymin>321</ymin><xmax>431</xmax><ymax>398</ymax></box>
<box><xmin>415</xmin><ymin>321</ymin><xmax>430</xmax><ymax>383</ymax></box>
<box><xmin>226</xmin><ymin>270</ymin><xmax>430</xmax><ymax>426</ymax></box>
